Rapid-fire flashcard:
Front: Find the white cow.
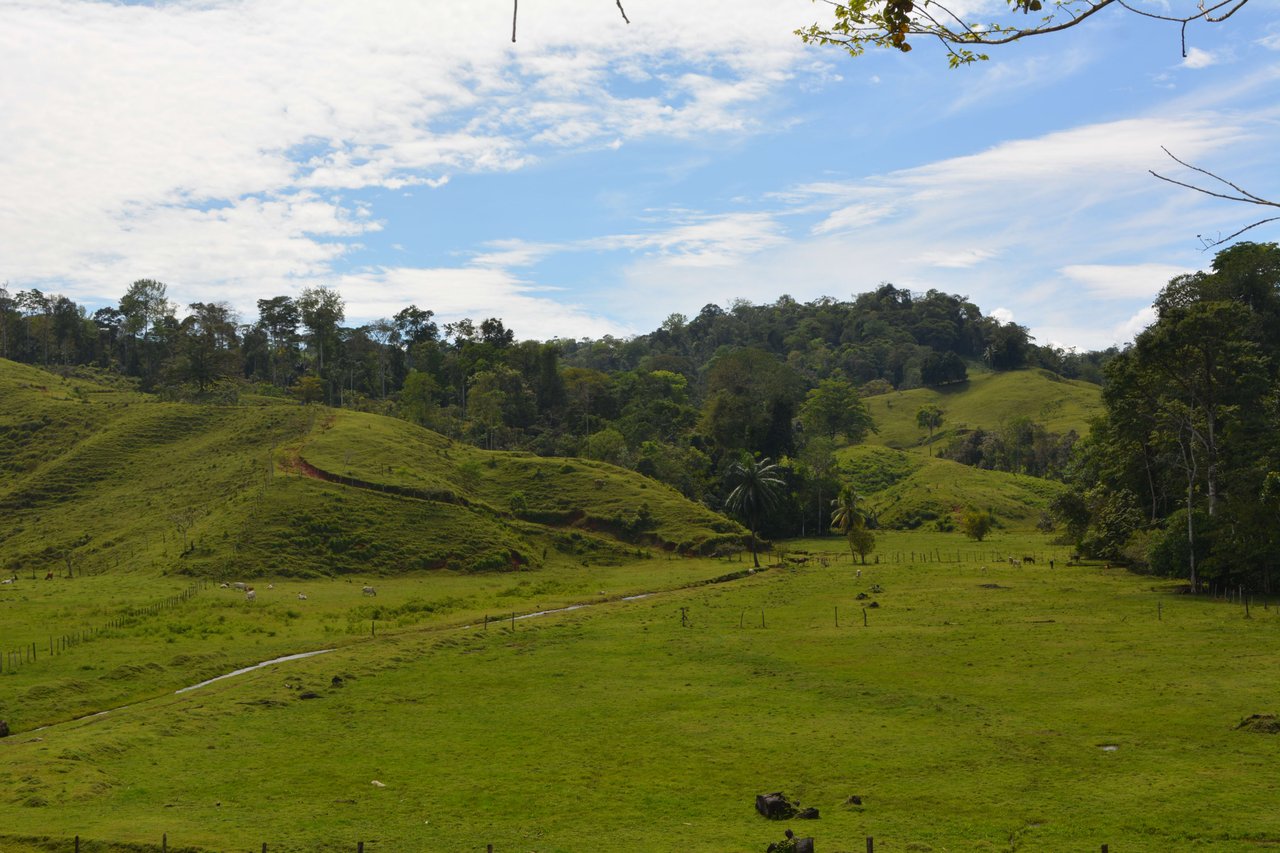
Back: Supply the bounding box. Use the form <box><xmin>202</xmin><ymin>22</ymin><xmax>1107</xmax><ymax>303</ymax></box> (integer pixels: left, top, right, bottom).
<box><xmin>232</xmin><ymin>582</ymin><xmax>247</xmax><ymax>591</ymax></box>
<box><xmin>245</xmin><ymin>589</ymin><xmax>256</xmax><ymax>602</ymax></box>
<box><xmin>297</xmin><ymin>592</ymin><xmax>308</xmax><ymax>601</ymax></box>
<box><xmin>362</xmin><ymin>586</ymin><xmax>377</xmax><ymax>597</ymax></box>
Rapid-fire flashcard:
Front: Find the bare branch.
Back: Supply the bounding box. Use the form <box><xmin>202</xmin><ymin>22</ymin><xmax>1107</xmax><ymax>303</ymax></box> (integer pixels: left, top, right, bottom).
<box><xmin>1149</xmin><ymin>149</ymin><xmax>1278</xmax><ymax>248</ymax></box>
<box><xmin>616</xmin><ymin>0</ymin><xmax>631</xmax><ymax>25</ymax></box>
<box><xmin>1154</xmin><ymin>148</ymin><xmax>1279</xmax><ymax>207</ymax></box>
<box><xmin>1199</xmin><ymin>217</ymin><xmax>1280</xmax><ymax>248</ymax></box>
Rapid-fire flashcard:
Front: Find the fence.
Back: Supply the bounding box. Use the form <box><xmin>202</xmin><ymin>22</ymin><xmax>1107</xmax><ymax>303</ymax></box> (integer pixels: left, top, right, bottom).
<box><xmin>0</xmin><ymin>581</ymin><xmax>206</xmax><ymax>675</ymax></box>
<box><xmin>38</xmin><ymin>834</ymin><xmax>1121</xmax><ymax>852</ymax></box>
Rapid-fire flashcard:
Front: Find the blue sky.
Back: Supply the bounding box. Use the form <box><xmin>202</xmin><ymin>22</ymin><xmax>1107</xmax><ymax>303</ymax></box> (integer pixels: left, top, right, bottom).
<box><xmin>2</xmin><ymin>0</ymin><xmax>1279</xmax><ymax>350</ymax></box>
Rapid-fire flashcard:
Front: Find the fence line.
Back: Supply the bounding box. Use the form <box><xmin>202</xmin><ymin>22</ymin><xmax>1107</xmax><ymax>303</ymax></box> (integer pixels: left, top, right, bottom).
<box><xmin>0</xmin><ymin>581</ymin><xmax>206</xmax><ymax>675</ymax></box>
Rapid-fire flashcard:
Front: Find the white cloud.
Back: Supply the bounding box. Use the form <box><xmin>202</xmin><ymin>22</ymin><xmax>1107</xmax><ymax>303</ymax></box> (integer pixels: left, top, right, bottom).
<box><xmin>0</xmin><ymin>0</ymin><xmax>823</xmax><ymax>317</ymax></box>
<box><xmin>1058</xmin><ymin>263</ymin><xmax>1190</xmax><ymax>300</ymax></box>
<box><xmin>336</xmin><ymin>266</ymin><xmax>629</xmax><ymax>341</ymax></box>
<box><xmin>991</xmin><ymin>307</ymin><xmax>1015</xmax><ymax>323</ymax></box>
<box><xmin>1182</xmin><ymin>48</ymin><xmax>1217</xmax><ymax>69</ymax></box>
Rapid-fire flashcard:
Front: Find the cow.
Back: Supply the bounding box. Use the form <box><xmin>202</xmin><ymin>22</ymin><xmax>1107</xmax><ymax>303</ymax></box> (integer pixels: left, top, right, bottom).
<box><xmin>267</xmin><ymin>583</ymin><xmax>275</xmax><ymax>590</ymax></box>
<box><xmin>245</xmin><ymin>589</ymin><xmax>256</xmax><ymax>602</ymax></box>
<box><xmin>219</xmin><ymin>582</ymin><xmax>230</xmax><ymax>589</ymax></box>
<box><xmin>297</xmin><ymin>592</ymin><xmax>308</xmax><ymax>601</ymax></box>
<box><xmin>362</xmin><ymin>586</ymin><xmax>377</xmax><ymax>597</ymax></box>
<box><xmin>1009</xmin><ymin>557</ymin><xmax>1022</xmax><ymax>567</ymax></box>
<box><xmin>232</xmin><ymin>582</ymin><xmax>247</xmax><ymax>591</ymax></box>
<box><xmin>45</xmin><ymin>571</ymin><xmax>54</xmax><ymax>580</ymax></box>
<box><xmin>1022</xmin><ymin>555</ymin><xmax>1036</xmax><ymax>564</ymax></box>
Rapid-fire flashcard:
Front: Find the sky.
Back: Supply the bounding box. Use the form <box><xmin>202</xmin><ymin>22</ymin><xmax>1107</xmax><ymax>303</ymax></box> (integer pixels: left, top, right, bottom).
<box><xmin>2</xmin><ymin>0</ymin><xmax>1279</xmax><ymax>351</ymax></box>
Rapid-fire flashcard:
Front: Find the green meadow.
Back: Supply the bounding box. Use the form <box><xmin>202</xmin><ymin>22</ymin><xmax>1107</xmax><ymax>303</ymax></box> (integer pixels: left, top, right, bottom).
<box><xmin>4</xmin><ymin>533</ymin><xmax>1280</xmax><ymax>851</ymax></box>
<box><xmin>4</xmin><ymin>359</ymin><xmax>1278</xmax><ymax>852</ymax></box>
<box><xmin>863</xmin><ymin>369</ymin><xmax>1104</xmax><ymax>454</ymax></box>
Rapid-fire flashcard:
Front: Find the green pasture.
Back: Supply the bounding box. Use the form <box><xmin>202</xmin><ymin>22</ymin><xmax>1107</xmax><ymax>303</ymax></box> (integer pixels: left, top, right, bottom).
<box><xmin>0</xmin><ymin>553</ymin><xmax>750</xmax><ymax>734</ymax></box>
<box><xmin>299</xmin><ymin>410</ymin><xmax>743</xmax><ymax>554</ymax></box>
<box><xmin>4</xmin><ymin>532</ymin><xmax>1279</xmax><ymax>852</ymax></box>
<box><xmin>864</xmin><ymin>369</ymin><xmax>1104</xmax><ymax>453</ymax></box>
<box><xmin>838</xmin><ymin>445</ymin><xmax>1064</xmax><ymax>531</ymax></box>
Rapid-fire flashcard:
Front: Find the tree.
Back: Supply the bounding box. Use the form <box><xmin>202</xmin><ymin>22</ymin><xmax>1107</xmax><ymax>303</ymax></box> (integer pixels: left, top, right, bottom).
<box><xmin>799</xmin><ymin>378</ymin><xmax>876</xmax><ymax>443</ymax></box>
<box><xmin>296</xmin><ymin>286</ymin><xmax>344</xmax><ymax>378</ymax></box>
<box><xmin>256</xmin><ymin>296</ymin><xmax>299</xmax><ymax>386</ymax></box>
<box><xmin>797</xmin><ymin>0</ymin><xmax>1250</xmax><ymax>68</ymax></box>
<box><xmin>916</xmin><ymin>405</ymin><xmax>944</xmax><ymax>456</ymax></box>
<box><xmin>292</xmin><ymin>375</ymin><xmax>325</xmax><ymax>405</ymax></box>
<box><xmin>831</xmin><ymin>485</ymin><xmax>874</xmax><ymax>564</ymax></box>
<box><xmin>724</xmin><ymin>457</ymin><xmax>787</xmax><ymax>568</ymax></box>
<box><xmin>961</xmin><ymin>509</ymin><xmax>994</xmax><ymax>542</ymax></box>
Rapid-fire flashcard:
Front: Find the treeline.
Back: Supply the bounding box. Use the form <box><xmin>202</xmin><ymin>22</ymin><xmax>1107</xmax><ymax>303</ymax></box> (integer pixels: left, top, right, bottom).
<box><xmin>1</xmin><ymin>278</ymin><xmax>1104</xmax><ymax>539</ymax></box>
<box><xmin>1051</xmin><ymin>242</ymin><xmax>1280</xmax><ymax>593</ymax></box>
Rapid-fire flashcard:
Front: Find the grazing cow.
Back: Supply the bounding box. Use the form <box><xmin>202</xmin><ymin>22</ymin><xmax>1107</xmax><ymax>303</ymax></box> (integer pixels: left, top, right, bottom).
<box><xmin>219</xmin><ymin>582</ymin><xmax>230</xmax><ymax>589</ymax></box>
<box><xmin>267</xmin><ymin>583</ymin><xmax>275</xmax><ymax>590</ymax></box>
<box><xmin>1</xmin><ymin>578</ymin><xmax>13</xmax><ymax>585</ymax></box>
<box><xmin>232</xmin><ymin>582</ymin><xmax>247</xmax><ymax>591</ymax></box>
<box><xmin>362</xmin><ymin>586</ymin><xmax>377</xmax><ymax>597</ymax></box>
<box><xmin>1009</xmin><ymin>557</ymin><xmax>1022</xmax><ymax>567</ymax></box>
<box><xmin>297</xmin><ymin>592</ymin><xmax>308</xmax><ymax>601</ymax></box>
<box><xmin>245</xmin><ymin>589</ymin><xmax>256</xmax><ymax>602</ymax></box>
<box><xmin>45</xmin><ymin>571</ymin><xmax>54</xmax><ymax>580</ymax></box>
<box><xmin>1022</xmin><ymin>556</ymin><xmax>1036</xmax><ymax>564</ymax></box>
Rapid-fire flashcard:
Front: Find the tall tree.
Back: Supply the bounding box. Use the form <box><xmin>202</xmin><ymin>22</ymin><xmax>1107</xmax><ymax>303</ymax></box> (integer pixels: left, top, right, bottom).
<box><xmin>916</xmin><ymin>405</ymin><xmax>944</xmax><ymax>456</ymax></box>
<box><xmin>799</xmin><ymin>377</ymin><xmax>876</xmax><ymax>443</ymax></box>
<box><xmin>724</xmin><ymin>457</ymin><xmax>786</xmax><ymax>568</ymax></box>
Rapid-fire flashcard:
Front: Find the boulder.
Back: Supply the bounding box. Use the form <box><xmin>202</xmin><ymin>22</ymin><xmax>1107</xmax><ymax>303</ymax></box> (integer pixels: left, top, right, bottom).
<box><xmin>756</xmin><ymin>792</ymin><xmax>798</xmax><ymax>820</ymax></box>
<box><xmin>0</xmin><ymin>720</ymin><xmax>9</xmax><ymax>738</ymax></box>
<box><xmin>796</xmin><ymin>807</ymin><xmax>819</xmax><ymax>819</ymax></box>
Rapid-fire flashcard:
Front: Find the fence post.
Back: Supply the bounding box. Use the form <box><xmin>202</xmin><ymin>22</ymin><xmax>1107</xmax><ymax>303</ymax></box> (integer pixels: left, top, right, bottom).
<box><xmin>162</xmin><ymin>832</ymin><xmax>167</xmax><ymax>852</ymax></box>
<box><xmin>866</xmin><ymin>838</ymin><xmax>874</xmax><ymax>853</ymax></box>
<box><xmin>75</xmin><ymin>836</ymin><xmax>80</xmax><ymax>853</ymax></box>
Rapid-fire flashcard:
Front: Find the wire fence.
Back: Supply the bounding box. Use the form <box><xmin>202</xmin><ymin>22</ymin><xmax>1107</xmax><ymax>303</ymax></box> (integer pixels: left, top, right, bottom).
<box><xmin>0</xmin><ymin>581</ymin><xmax>206</xmax><ymax>675</ymax></box>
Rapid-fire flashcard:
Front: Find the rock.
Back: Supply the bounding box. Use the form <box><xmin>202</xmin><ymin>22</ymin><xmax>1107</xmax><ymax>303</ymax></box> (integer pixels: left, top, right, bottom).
<box><xmin>870</xmin><ymin>584</ymin><xmax>884</xmax><ymax>593</ymax></box>
<box><xmin>855</xmin><ymin>592</ymin><xmax>869</xmax><ymax>600</ymax></box>
<box><xmin>846</xmin><ymin>795</ymin><xmax>863</xmax><ymax>806</ymax></box>
<box><xmin>298</xmin><ymin>691</ymin><xmax>321</xmax><ymax>700</ymax></box>
<box><xmin>868</xmin><ymin>601</ymin><xmax>880</xmax><ymax>608</ymax></box>
<box><xmin>331</xmin><ymin>676</ymin><xmax>345</xmax><ymax>687</ymax></box>
<box><xmin>0</xmin><ymin>720</ymin><xmax>9</xmax><ymax>738</ymax></box>
<box><xmin>765</xmin><ymin>831</ymin><xmax>814</xmax><ymax>853</ymax></box>
<box><xmin>1236</xmin><ymin>714</ymin><xmax>1280</xmax><ymax>734</ymax></box>
<box><xmin>756</xmin><ymin>792</ymin><xmax>798</xmax><ymax>820</ymax></box>
<box><xmin>796</xmin><ymin>807</ymin><xmax>820</xmax><ymax>819</ymax></box>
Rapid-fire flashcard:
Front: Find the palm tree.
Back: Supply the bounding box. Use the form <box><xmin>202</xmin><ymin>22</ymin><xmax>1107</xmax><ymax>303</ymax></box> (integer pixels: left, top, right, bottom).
<box><xmin>831</xmin><ymin>485</ymin><xmax>874</xmax><ymax>564</ymax></box>
<box><xmin>724</xmin><ymin>457</ymin><xmax>786</xmax><ymax>568</ymax></box>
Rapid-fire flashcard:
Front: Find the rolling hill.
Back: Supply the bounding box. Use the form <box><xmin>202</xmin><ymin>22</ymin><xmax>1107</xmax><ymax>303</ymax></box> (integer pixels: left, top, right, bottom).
<box><xmin>863</xmin><ymin>367</ymin><xmax>1104</xmax><ymax>453</ymax></box>
<box><xmin>0</xmin><ymin>359</ymin><xmax>744</xmax><ymax>584</ymax></box>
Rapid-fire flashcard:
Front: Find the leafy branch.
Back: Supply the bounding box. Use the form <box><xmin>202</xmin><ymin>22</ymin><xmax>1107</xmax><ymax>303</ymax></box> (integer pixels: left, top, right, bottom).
<box><xmin>796</xmin><ymin>0</ymin><xmax>1252</xmax><ymax>66</ymax></box>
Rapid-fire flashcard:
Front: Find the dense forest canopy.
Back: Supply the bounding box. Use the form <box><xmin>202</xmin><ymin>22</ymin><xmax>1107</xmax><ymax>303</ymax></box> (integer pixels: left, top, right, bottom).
<box><xmin>1052</xmin><ymin>242</ymin><xmax>1280</xmax><ymax>592</ymax></box>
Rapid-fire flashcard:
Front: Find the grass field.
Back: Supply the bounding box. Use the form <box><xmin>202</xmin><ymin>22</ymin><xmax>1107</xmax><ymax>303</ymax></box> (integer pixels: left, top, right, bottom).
<box><xmin>837</xmin><ymin>445</ymin><xmax>1064</xmax><ymax>531</ymax></box>
<box><xmin>864</xmin><ymin>368</ymin><xmax>1104</xmax><ymax>454</ymax></box>
<box><xmin>3</xmin><ymin>532</ymin><xmax>1279</xmax><ymax>852</ymax></box>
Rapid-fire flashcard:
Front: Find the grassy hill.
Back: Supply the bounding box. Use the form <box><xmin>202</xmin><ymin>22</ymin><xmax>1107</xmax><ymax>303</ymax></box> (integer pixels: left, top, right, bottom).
<box><xmin>838</xmin><ymin>444</ymin><xmax>1064</xmax><ymax>531</ymax></box>
<box><xmin>864</xmin><ymin>368</ymin><xmax>1104</xmax><ymax>453</ymax></box>
<box><xmin>0</xmin><ymin>359</ymin><xmax>743</xmax><ymax>585</ymax></box>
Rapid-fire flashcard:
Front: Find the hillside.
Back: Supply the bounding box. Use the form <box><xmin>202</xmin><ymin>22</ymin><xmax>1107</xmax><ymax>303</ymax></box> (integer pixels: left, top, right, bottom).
<box><xmin>839</xmin><ymin>444</ymin><xmax>1064</xmax><ymax>531</ymax></box>
<box><xmin>863</xmin><ymin>368</ymin><xmax>1103</xmax><ymax>453</ymax></box>
<box><xmin>0</xmin><ymin>359</ymin><xmax>744</xmax><ymax>582</ymax></box>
